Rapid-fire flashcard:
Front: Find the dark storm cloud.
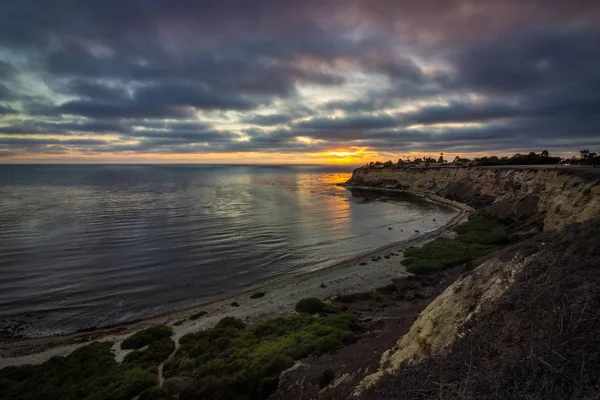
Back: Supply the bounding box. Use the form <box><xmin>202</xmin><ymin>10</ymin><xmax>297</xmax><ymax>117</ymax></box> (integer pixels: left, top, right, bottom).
<box><xmin>135</xmin><ymin>81</ymin><xmax>256</xmax><ymax>110</ymax></box>
<box><xmin>58</xmin><ymin>101</ymin><xmax>197</xmax><ymax>119</ymax></box>
<box><xmin>295</xmin><ymin>115</ymin><xmax>399</xmax><ymax>131</ymax></box>
<box><xmin>54</xmin><ymin>80</ymin><xmax>259</xmax><ymax>119</ymax></box>
<box><xmin>453</xmin><ymin>28</ymin><xmax>600</xmax><ymax>95</ymax></box>
<box><xmin>0</xmin><ymin>120</ymin><xmax>130</xmax><ymax>135</ymax></box>
<box><xmin>243</xmin><ymin>114</ymin><xmax>295</xmax><ymax>126</ymax></box>
<box><xmin>126</xmin><ymin>129</ymin><xmax>240</xmax><ymax>142</ymax></box>
<box><xmin>0</xmin><ymin>137</ymin><xmax>108</xmax><ymax>146</ymax></box>
<box><xmin>0</xmin><ymin>105</ymin><xmax>18</xmax><ymax>115</ymax></box>
<box><xmin>0</xmin><ymin>84</ymin><xmax>16</xmax><ymax>101</ymax></box>
<box><xmin>1</xmin><ymin>0</ymin><xmax>599</xmax><ymax>157</ymax></box>
<box><xmin>0</xmin><ymin>60</ymin><xmax>16</xmax><ymax>77</ymax></box>
<box><xmin>66</xmin><ymin>80</ymin><xmax>130</xmax><ymax>102</ymax></box>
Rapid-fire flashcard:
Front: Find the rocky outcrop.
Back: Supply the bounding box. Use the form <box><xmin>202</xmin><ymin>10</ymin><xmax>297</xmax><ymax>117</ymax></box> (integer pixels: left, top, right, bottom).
<box><xmin>356</xmin><ymin>241</ymin><xmax>530</xmax><ymax>393</ymax></box>
<box><xmin>347</xmin><ymin>167</ymin><xmax>600</xmax><ymax>232</ymax></box>
<box><xmin>357</xmin><ymin>220</ymin><xmax>600</xmax><ymax>399</ymax></box>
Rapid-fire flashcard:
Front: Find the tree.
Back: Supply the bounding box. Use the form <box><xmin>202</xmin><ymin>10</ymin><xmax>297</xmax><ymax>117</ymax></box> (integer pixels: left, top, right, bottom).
<box><xmin>541</xmin><ymin>150</ymin><xmax>549</xmax><ymax>163</ymax></box>
<box><xmin>580</xmin><ymin>149</ymin><xmax>591</xmax><ymax>160</ymax></box>
<box><xmin>438</xmin><ymin>153</ymin><xmax>445</xmax><ymax>163</ymax></box>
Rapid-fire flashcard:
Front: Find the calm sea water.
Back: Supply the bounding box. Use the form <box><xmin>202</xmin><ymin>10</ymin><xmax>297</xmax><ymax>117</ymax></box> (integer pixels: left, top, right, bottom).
<box><xmin>0</xmin><ymin>164</ymin><xmax>456</xmax><ymax>337</ymax></box>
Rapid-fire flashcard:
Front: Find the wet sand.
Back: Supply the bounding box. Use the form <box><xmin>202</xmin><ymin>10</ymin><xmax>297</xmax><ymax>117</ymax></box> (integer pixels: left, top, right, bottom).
<box><xmin>0</xmin><ymin>191</ymin><xmax>473</xmax><ymax>369</ymax></box>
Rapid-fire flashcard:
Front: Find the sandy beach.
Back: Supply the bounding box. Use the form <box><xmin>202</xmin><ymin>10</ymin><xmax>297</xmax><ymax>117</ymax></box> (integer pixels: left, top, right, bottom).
<box><xmin>0</xmin><ymin>190</ymin><xmax>473</xmax><ymax>369</ymax></box>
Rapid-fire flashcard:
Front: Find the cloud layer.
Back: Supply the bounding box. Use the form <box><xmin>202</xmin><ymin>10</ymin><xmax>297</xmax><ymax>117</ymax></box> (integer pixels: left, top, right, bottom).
<box><xmin>0</xmin><ymin>0</ymin><xmax>599</xmax><ymax>161</ymax></box>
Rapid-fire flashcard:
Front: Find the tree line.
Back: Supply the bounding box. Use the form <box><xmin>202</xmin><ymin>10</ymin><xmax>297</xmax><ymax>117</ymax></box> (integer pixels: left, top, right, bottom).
<box><xmin>388</xmin><ymin>150</ymin><xmax>598</xmax><ymax>166</ymax></box>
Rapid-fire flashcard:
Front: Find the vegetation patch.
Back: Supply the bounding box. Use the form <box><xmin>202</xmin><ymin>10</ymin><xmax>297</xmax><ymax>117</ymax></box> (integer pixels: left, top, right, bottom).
<box><xmin>294</xmin><ymin>298</ymin><xmax>331</xmax><ymax>314</ymax></box>
<box><xmin>403</xmin><ymin>213</ymin><xmax>509</xmax><ymax>275</ymax></box>
<box><xmin>164</xmin><ymin>313</ymin><xmax>357</xmax><ymax>399</ymax></box>
<box><xmin>139</xmin><ymin>386</ymin><xmax>170</xmax><ymax>400</ymax></box>
<box><xmin>0</xmin><ymin>336</ymin><xmax>175</xmax><ymax>400</ymax></box>
<box><xmin>121</xmin><ymin>324</ymin><xmax>173</xmax><ymax>350</ymax></box>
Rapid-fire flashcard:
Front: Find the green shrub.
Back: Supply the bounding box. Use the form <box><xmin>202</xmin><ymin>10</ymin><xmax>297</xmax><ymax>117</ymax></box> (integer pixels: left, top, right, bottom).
<box><xmin>215</xmin><ymin>316</ymin><xmax>246</xmax><ymax>330</ymax></box>
<box><xmin>165</xmin><ymin>313</ymin><xmax>357</xmax><ymax>400</ymax></box>
<box><xmin>121</xmin><ymin>325</ymin><xmax>173</xmax><ymax>350</ymax></box>
<box><xmin>454</xmin><ymin>213</ymin><xmax>509</xmax><ymax>245</ymax></box>
<box><xmin>294</xmin><ymin>298</ymin><xmax>329</xmax><ymax>314</ymax></box>
<box><xmin>0</xmin><ymin>337</ymin><xmax>173</xmax><ymax>400</ymax></box>
<box><xmin>124</xmin><ymin>337</ymin><xmax>175</xmax><ymax>368</ymax></box>
<box><xmin>403</xmin><ymin>214</ymin><xmax>509</xmax><ymax>275</ymax></box>
<box><xmin>139</xmin><ymin>386</ymin><xmax>170</xmax><ymax>400</ymax></box>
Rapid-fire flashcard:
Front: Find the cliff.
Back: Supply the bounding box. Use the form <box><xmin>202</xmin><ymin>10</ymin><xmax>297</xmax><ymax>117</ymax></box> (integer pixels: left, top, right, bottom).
<box><xmin>347</xmin><ymin>166</ymin><xmax>600</xmax><ymax>232</ymax></box>
<box><xmin>345</xmin><ymin>166</ymin><xmax>600</xmax><ymax>398</ymax></box>
<box><xmin>356</xmin><ymin>220</ymin><xmax>600</xmax><ymax>399</ymax></box>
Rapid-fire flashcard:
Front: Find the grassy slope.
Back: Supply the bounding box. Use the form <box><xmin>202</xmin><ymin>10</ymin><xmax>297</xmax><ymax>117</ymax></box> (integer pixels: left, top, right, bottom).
<box><xmin>403</xmin><ymin>213</ymin><xmax>509</xmax><ymax>274</ymax></box>
<box><xmin>164</xmin><ymin>314</ymin><xmax>357</xmax><ymax>400</ymax></box>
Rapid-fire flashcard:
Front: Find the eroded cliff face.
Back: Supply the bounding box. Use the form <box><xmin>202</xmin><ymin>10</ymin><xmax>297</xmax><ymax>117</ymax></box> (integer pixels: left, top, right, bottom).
<box><xmin>357</xmin><ymin>248</ymin><xmax>528</xmax><ymax>393</ymax></box>
<box><xmin>349</xmin><ymin>167</ymin><xmax>600</xmax><ymax>396</ymax></box>
<box><xmin>347</xmin><ymin>167</ymin><xmax>600</xmax><ymax>232</ymax></box>
<box><xmin>357</xmin><ymin>220</ymin><xmax>600</xmax><ymax>399</ymax></box>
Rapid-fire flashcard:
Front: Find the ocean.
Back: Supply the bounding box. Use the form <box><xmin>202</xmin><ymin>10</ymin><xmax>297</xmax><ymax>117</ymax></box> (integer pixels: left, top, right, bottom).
<box><xmin>0</xmin><ymin>164</ymin><xmax>456</xmax><ymax>337</ymax></box>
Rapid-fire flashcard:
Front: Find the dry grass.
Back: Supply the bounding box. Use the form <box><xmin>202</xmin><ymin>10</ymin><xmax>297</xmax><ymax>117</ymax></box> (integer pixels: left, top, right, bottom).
<box><xmin>361</xmin><ymin>220</ymin><xmax>600</xmax><ymax>399</ymax></box>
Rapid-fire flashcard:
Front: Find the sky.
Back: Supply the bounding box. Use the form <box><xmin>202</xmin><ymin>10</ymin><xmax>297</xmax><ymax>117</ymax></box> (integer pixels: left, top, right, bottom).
<box><xmin>0</xmin><ymin>0</ymin><xmax>599</xmax><ymax>164</ymax></box>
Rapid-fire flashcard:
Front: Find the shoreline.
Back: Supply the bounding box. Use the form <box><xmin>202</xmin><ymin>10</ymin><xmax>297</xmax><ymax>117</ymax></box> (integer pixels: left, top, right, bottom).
<box><xmin>0</xmin><ymin>188</ymin><xmax>473</xmax><ymax>368</ymax></box>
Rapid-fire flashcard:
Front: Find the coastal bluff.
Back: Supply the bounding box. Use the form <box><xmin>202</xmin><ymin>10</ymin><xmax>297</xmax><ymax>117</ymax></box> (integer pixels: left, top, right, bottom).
<box><xmin>343</xmin><ymin>166</ymin><xmax>600</xmax><ymax>397</ymax></box>
<box><xmin>346</xmin><ymin>166</ymin><xmax>600</xmax><ymax>232</ymax></box>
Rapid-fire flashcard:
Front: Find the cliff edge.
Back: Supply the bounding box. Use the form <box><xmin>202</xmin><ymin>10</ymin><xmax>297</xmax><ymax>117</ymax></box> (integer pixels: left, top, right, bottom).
<box><xmin>347</xmin><ymin>166</ymin><xmax>600</xmax><ymax>232</ymax></box>
<box><xmin>346</xmin><ymin>166</ymin><xmax>600</xmax><ymax>398</ymax></box>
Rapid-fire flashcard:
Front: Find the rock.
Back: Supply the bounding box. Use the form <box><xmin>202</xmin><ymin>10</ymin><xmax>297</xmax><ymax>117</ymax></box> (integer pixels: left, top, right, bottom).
<box><xmin>189</xmin><ymin>311</ymin><xmax>207</xmax><ymax>320</ymax></box>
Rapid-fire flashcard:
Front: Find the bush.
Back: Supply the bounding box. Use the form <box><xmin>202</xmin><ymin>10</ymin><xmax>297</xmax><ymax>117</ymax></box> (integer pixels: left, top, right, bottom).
<box><xmin>318</xmin><ymin>369</ymin><xmax>335</xmax><ymax>388</ymax></box>
<box><xmin>121</xmin><ymin>325</ymin><xmax>173</xmax><ymax>350</ymax></box>
<box><xmin>294</xmin><ymin>298</ymin><xmax>329</xmax><ymax>314</ymax></box>
<box><xmin>139</xmin><ymin>386</ymin><xmax>170</xmax><ymax>400</ymax></box>
<box><xmin>403</xmin><ymin>214</ymin><xmax>510</xmax><ymax>275</ymax></box>
<box><xmin>214</xmin><ymin>316</ymin><xmax>246</xmax><ymax>330</ymax></box>
<box><xmin>124</xmin><ymin>337</ymin><xmax>175</xmax><ymax>367</ymax></box>
<box><xmin>164</xmin><ymin>313</ymin><xmax>357</xmax><ymax>400</ymax></box>
<box><xmin>0</xmin><ymin>337</ymin><xmax>173</xmax><ymax>400</ymax></box>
